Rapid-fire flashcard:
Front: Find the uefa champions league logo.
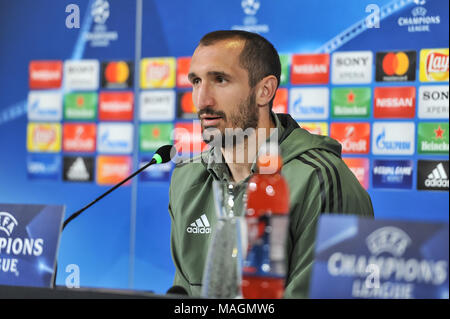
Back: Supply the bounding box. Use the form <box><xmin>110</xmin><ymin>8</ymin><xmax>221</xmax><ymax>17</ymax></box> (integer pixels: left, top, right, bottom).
<box><xmin>366</xmin><ymin>226</ymin><xmax>412</xmax><ymax>257</ymax></box>
<box><xmin>91</xmin><ymin>0</ymin><xmax>110</xmax><ymax>25</ymax></box>
<box><xmin>231</xmin><ymin>0</ymin><xmax>269</xmax><ymax>33</ymax></box>
<box><xmin>0</xmin><ymin>212</ymin><xmax>18</xmax><ymax>237</ymax></box>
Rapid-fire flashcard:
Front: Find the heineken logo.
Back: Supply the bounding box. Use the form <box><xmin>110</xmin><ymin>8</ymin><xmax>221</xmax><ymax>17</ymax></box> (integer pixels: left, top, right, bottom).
<box><xmin>418</xmin><ymin>122</ymin><xmax>449</xmax><ymax>154</ymax></box>
<box><xmin>64</xmin><ymin>93</ymin><xmax>98</xmax><ymax>120</ymax></box>
<box><xmin>331</xmin><ymin>87</ymin><xmax>371</xmax><ymax>118</ymax></box>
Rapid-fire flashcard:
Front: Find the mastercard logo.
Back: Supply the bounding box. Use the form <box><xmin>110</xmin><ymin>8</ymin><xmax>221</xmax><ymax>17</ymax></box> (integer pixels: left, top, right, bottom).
<box><xmin>382</xmin><ymin>52</ymin><xmax>410</xmax><ymax>76</ymax></box>
<box><xmin>180</xmin><ymin>92</ymin><xmax>196</xmax><ymax>113</ymax></box>
<box><xmin>104</xmin><ymin>61</ymin><xmax>130</xmax><ymax>84</ymax></box>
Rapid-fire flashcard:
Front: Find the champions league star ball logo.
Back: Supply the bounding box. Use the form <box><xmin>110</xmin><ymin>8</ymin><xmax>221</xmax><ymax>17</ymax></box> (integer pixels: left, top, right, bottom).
<box><xmin>0</xmin><ymin>212</ymin><xmax>18</xmax><ymax>237</ymax></box>
<box><xmin>232</xmin><ymin>0</ymin><xmax>268</xmax><ymax>33</ymax></box>
<box><xmin>241</xmin><ymin>0</ymin><xmax>260</xmax><ymax>16</ymax></box>
<box><xmin>91</xmin><ymin>0</ymin><xmax>110</xmax><ymax>24</ymax></box>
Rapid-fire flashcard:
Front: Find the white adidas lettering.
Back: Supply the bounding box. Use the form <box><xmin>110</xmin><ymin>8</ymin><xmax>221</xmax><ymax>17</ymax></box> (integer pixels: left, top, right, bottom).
<box><xmin>425</xmin><ymin>163</ymin><xmax>449</xmax><ymax>188</ymax></box>
<box><xmin>186</xmin><ymin>214</ymin><xmax>211</xmax><ymax>234</ymax></box>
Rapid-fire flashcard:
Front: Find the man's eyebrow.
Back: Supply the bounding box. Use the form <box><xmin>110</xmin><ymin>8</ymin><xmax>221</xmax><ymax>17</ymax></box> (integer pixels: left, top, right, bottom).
<box><xmin>187</xmin><ymin>71</ymin><xmax>231</xmax><ymax>82</ymax></box>
<box><xmin>208</xmin><ymin>71</ymin><xmax>230</xmax><ymax>78</ymax></box>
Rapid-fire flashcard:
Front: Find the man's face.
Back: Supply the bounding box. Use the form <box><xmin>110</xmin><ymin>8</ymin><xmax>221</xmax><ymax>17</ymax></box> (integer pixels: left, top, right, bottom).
<box><xmin>188</xmin><ymin>39</ymin><xmax>259</xmax><ymax>144</ymax></box>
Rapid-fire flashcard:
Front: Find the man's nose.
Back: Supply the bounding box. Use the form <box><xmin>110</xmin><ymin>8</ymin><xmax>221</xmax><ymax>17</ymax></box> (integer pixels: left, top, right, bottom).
<box><xmin>195</xmin><ymin>83</ymin><xmax>215</xmax><ymax>111</ymax></box>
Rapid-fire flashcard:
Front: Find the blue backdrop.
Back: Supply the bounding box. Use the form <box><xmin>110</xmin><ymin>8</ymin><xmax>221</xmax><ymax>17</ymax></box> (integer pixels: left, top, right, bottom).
<box><xmin>0</xmin><ymin>0</ymin><xmax>448</xmax><ymax>294</ymax></box>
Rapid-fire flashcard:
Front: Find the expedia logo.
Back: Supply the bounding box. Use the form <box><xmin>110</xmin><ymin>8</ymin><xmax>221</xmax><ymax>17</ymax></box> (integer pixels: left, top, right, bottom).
<box><xmin>0</xmin><ymin>212</ymin><xmax>18</xmax><ymax>237</ymax></box>
<box><xmin>366</xmin><ymin>226</ymin><xmax>412</xmax><ymax>257</ymax></box>
<box><xmin>186</xmin><ymin>214</ymin><xmax>211</xmax><ymax>234</ymax></box>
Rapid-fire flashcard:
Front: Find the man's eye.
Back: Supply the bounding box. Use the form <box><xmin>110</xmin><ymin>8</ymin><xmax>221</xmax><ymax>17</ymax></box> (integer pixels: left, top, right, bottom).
<box><xmin>216</xmin><ymin>76</ymin><xmax>226</xmax><ymax>83</ymax></box>
<box><xmin>192</xmin><ymin>78</ymin><xmax>201</xmax><ymax>85</ymax></box>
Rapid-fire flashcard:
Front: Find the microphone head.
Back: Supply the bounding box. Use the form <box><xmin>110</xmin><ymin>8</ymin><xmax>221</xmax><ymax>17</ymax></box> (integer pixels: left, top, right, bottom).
<box><xmin>166</xmin><ymin>285</ymin><xmax>188</xmax><ymax>295</ymax></box>
<box><xmin>152</xmin><ymin>144</ymin><xmax>176</xmax><ymax>164</ymax></box>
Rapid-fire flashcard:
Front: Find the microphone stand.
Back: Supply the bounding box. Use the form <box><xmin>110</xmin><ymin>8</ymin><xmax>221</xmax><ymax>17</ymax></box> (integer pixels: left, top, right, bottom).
<box><xmin>53</xmin><ymin>155</ymin><xmax>161</xmax><ymax>288</ymax></box>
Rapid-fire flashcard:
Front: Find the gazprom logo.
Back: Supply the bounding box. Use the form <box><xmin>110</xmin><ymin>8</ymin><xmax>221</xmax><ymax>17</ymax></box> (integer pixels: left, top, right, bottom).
<box><xmin>27</xmin><ymin>91</ymin><xmax>62</xmax><ymax>121</ymax></box>
<box><xmin>0</xmin><ymin>212</ymin><xmax>18</xmax><ymax>237</ymax></box>
<box><xmin>366</xmin><ymin>226</ymin><xmax>412</xmax><ymax>257</ymax></box>
<box><xmin>289</xmin><ymin>87</ymin><xmax>329</xmax><ymax>120</ymax></box>
<box><xmin>97</xmin><ymin>123</ymin><xmax>133</xmax><ymax>154</ymax></box>
<box><xmin>372</xmin><ymin>122</ymin><xmax>415</xmax><ymax>155</ymax></box>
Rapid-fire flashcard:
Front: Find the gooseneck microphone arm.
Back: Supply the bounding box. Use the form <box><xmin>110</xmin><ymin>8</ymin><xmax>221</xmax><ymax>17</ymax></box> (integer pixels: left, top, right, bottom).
<box><xmin>53</xmin><ymin>145</ymin><xmax>174</xmax><ymax>288</ymax></box>
<box><xmin>62</xmin><ymin>144</ymin><xmax>175</xmax><ymax>231</ymax></box>
<box><xmin>62</xmin><ymin>158</ymin><xmax>156</xmax><ymax>230</ymax></box>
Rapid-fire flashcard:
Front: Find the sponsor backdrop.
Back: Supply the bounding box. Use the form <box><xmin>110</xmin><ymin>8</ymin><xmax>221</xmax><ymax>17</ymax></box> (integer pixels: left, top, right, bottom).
<box><xmin>0</xmin><ymin>0</ymin><xmax>448</xmax><ymax>294</ymax></box>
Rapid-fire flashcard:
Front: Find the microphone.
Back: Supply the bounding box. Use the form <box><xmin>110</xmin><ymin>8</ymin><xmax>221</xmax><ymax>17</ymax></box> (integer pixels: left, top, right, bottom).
<box><xmin>166</xmin><ymin>285</ymin><xmax>188</xmax><ymax>296</ymax></box>
<box><xmin>52</xmin><ymin>145</ymin><xmax>174</xmax><ymax>288</ymax></box>
<box><xmin>62</xmin><ymin>144</ymin><xmax>175</xmax><ymax>231</ymax></box>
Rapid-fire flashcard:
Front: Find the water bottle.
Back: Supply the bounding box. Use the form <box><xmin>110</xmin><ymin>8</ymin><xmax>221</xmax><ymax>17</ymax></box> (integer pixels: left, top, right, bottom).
<box><xmin>242</xmin><ymin>142</ymin><xmax>290</xmax><ymax>299</ymax></box>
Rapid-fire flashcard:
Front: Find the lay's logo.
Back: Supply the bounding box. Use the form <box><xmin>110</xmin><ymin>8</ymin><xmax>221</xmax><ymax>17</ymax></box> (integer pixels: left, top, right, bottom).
<box><xmin>140</xmin><ymin>58</ymin><xmax>176</xmax><ymax>88</ymax></box>
<box><xmin>420</xmin><ymin>49</ymin><xmax>449</xmax><ymax>82</ymax></box>
<box><xmin>27</xmin><ymin>123</ymin><xmax>61</xmax><ymax>152</ymax></box>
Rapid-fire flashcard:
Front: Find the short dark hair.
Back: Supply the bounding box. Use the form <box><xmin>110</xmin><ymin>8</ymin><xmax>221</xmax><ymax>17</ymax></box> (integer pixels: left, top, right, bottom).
<box><xmin>199</xmin><ymin>30</ymin><xmax>281</xmax><ymax>109</ymax></box>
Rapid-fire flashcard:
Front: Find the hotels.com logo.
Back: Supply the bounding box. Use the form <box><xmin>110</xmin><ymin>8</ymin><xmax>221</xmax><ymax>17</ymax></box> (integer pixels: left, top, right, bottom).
<box><xmin>96</xmin><ymin>156</ymin><xmax>131</xmax><ymax>185</ymax></box>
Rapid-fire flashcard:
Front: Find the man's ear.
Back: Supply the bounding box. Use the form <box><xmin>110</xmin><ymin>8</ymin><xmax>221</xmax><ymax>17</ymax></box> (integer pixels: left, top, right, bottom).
<box><xmin>255</xmin><ymin>75</ymin><xmax>278</xmax><ymax>107</ymax></box>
